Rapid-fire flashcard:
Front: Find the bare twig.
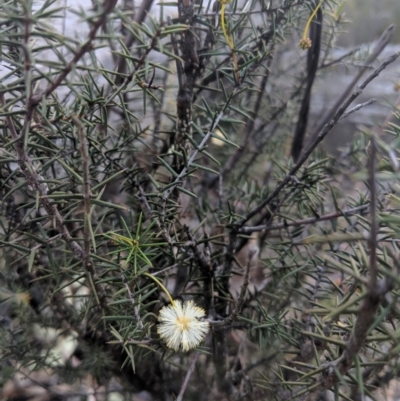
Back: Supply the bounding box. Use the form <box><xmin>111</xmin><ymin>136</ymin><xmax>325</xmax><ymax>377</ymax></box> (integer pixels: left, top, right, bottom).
<box><xmin>113</xmin><ymin>0</ymin><xmax>154</xmax><ymax>85</ymax></box>
<box><xmin>320</xmin><ymin>47</ymin><xmax>361</xmax><ymax>69</ymax></box>
<box><xmin>29</xmin><ymin>0</ymin><xmax>118</xmax><ymax>107</ymax></box>
<box><xmin>161</xmin><ymin>98</ymin><xmax>233</xmax><ymax>202</ymax></box>
<box><xmin>207</xmin><ymin>50</ymin><xmax>274</xmax><ymax>187</ymax></box>
<box><xmin>239</xmin><ymin>51</ymin><xmax>400</xmax><ymax>227</ymax></box>
<box><xmin>4</xmin><ymin>96</ymin><xmax>109</xmax><ymax>314</ymax></box>
<box><xmin>211</xmin><ymin>248</ymin><xmax>255</xmax><ymax>327</ymax></box>
<box><xmin>73</xmin><ymin>116</ymin><xmax>92</xmax><ymax>261</ymax></box>
<box><xmin>307</xmin><ymin>24</ymin><xmax>395</xmax><ymax>148</ymax></box>
<box><xmin>240</xmin><ymin>204</ymin><xmax>369</xmax><ymax>233</ymax></box>
<box><xmin>136</xmin><ymin>180</ymin><xmax>174</xmax><ymax>246</ymax></box>
<box><xmin>339</xmin><ymin>98</ymin><xmax>377</xmax><ymax>120</ymax></box>
<box><xmin>121</xmin><ymin>273</ymin><xmax>144</xmax><ymax>330</ymax></box>
<box><xmin>176</xmin><ymin>352</ymin><xmax>200</xmax><ymax>401</ymax></box>
<box><xmin>368</xmin><ymin>137</ymin><xmax>378</xmax><ymax>294</ymax></box>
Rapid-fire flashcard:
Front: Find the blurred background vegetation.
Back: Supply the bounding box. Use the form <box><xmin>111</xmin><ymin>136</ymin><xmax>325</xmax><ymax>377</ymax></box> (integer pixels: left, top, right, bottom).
<box><xmin>340</xmin><ymin>0</ymin><xmax>400</xmax><ymax>45</ymax></box>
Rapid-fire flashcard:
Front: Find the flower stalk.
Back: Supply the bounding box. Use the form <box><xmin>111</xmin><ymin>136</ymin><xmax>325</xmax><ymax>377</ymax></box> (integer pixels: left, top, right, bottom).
<box><xmin>143</xmin><ymin>272</ymin><xmax>175</xmax><ymax>306</ymax></box>
<box><xmin>299</xmin><ymin>0</ymin><xmax>324</xmax><ymax>50</ymax></box>
<box><xmin>218</xmin><ymin>0</ymin><xmax>239</xmax><ymax>83</ymax></box>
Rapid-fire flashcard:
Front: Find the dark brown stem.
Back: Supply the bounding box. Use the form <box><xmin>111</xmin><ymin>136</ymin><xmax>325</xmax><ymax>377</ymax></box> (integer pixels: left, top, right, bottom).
<box><xmin>291</xmin><ymin>4</ymin><xmax>322</xmax><ymax>161</ymax></box>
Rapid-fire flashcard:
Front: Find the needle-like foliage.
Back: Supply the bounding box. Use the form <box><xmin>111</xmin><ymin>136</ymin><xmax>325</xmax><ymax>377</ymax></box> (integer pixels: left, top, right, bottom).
<box><xmin>1</xmin><ymin>0</ymin><xmax>400</xmax><ymax>400</ymax></box>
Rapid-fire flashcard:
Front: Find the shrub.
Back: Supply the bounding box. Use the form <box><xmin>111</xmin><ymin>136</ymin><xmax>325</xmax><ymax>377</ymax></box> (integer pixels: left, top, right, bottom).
<box><xmin>1</xmin><ymin>0</ymin><xmax>400</xmax><ymax>400</ymax></box>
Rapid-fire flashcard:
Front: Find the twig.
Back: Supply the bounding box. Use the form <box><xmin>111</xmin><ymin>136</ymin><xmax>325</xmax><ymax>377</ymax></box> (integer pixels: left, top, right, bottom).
<box><xmin>72</xmin><ymin>116</ymin><xmax>109</xmax><ymax>314</ymax></box>
<box><xmin>238</xmin><ymin>51</ymin><xmax>400</xmax><ymax>227</ymax></box>
<box><xmin>73</xmin><ymin>116</ymin><xmax>91</xmax><ymax>262</ymax></box>
<box><xmin>136</xmin><ymin>180</ymin><xmax>176</xmax><ymax>250</ymax></box>
<box><xmin>161</xmin><ymin>98</ymin><xmax>233</xmax><ymax>202</ymax></box>
<box><xmin>104</xmin><ymin>27</ymin><xmax>163</xmax><ymax>106</ymax></box>
<box><xmin>339</xmin><ymin>98</ymin><xmax>377</xmax><ymax>120</ymax></box>
<box><xmin>21</xmin><ymin>0</ymin><xmax>33</xmax><ymax>144</ymax></box>
<box><xmin>240</xmin><ymin>204</ymin><xmax>369</xmax><ymax>233</ymax></box>
<box><xmin>32</xmin><ymin>234</ymin><xmax>62</xmax><ymax>250</ymax></box>
<box><xmin>121</xmin><ymin>273</ymin><xmax>144</xmax><ymax>330</ymax></box>
<box><xmin>212</xmin><ymin>248</ymin><xmax>255</xmax><ymax>327</ymax></box>
<box><xmin>4</xmin><ymin>94</ymin><xmax>109</xmax><ymax>314</ymax></box>
<box><xmin>176</xmin><ymin>352</ymin><xmax>200</xmax><ymax>401</ymax></box>
<box><xmin>208</xmin><ymin>50</ymin><xmax>274</xmax><ymax>187</ymax></box>
<box><xmin>320</xmin><ymin>47</ymin><xmax>361</xmax><ymax>69</ymax></box>
<box><xmin>368</xmin><ymin>137</ymin><xmax>378</xmax><ymax>294</ymax></box>
<box><xmin>3</xmin><ymin>94</ymin><xmax>82</xmax><ymax>259</ymax></box>
<box><xmin>29</xmin><ymin>0</ymin><xmax>118</xmax><ymax>107</ymax></box>
<box><xmin>113</xmin><ymin>0</ymin><xmax>154</xmax><ymax>86</ymax></box>
<box><xmin>307</xmin><ymin>24</ymin><xmax>395</xmax><ymax>148</ymax></box>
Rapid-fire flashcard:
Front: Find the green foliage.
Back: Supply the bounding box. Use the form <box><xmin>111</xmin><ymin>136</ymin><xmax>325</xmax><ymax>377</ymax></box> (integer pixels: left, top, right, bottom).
<box><xmin>1</xmin><ymin>0</ymin><xmax>400</xmax><ymax>400</ymax></box>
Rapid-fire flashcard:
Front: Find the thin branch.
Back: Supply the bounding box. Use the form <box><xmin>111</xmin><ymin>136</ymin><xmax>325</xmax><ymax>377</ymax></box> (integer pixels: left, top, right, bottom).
<box><xmin>319</xmin><ymin>47</ymin><xmax>361</xmax><ymax>69</ymax></box>
<box><xmin>21</xmin><ymin>0</ymin><xmax>32</xmax><ymax>144</ymax></box>
<box><xmin>368</xmin><ymin>137</ymin><xmax>378</xmax><ymax>294</ymax></box>
<box><xmin>136</xmin><ymin>180</ymin><xmax>174</xmax><ymax>246</ymax></box>
<box><xmin>238</xmin><ymin>51</ymin><xmax>400</xmax><ymax>227</ymax></box>
<box><xmin>176</xmin><ymin>352</ymin><xmax>200</xmax><ymax>401</ymax></box>
<box><xmin>208</xmin><ymin>50</ymin><xmax>274</xmax><ymax>186</ymax></box>
<box><xmin>29</xmin><ymin>0</ymin><xmax>118</xmax><ymax>107</ymax></box>
<box><xmin>161</xmin><ymin>96</ymin><xmax>234</xmax><ymax>202</ymax></box>
<box><xmin>73</xmin><ymin>116</ymin><xmax>91</xmax><ymax>262</ymax></box>
<box><xmin>307</xmin><ymin>24</ymin><xmax>395</xmax><ymax>148</ymax></box>
<box><xmin>104</xmin><ymin>27</ymin><xmax>163</xmax><ymax>105</ymax></box>
<box><xmin>339</xmin><ymin>98</ymin><xmax>377</xmax><ymax>120</ymax></box>
<box><xmin>240</xmin><ymin>204</ymin><xmax>369</xmax><ymax>233</ymax></box>
<box><xmin>121</xmin><ymin>273</ymin><xmax>144</xmax><ymax>330</ymax></box>
<box><xmin>4</xmin><ymin>97</ymin><xmax>109</xmax><ymax>314</ymax></box>
<box><xmin>72</xmin><ymin>117</ymin><xmax>109</xmax><ymax>314</ymax></box>
<box><xmin>31</xmin><ymin>234</ymin><xmax>62</xmax><ymax>250</ymax></box>
<box><xmin>3</xmin><ymin>94</ymin><xmax>83</xmax><ymax>259</ymax></box>
<box><xmin>212</xmin><ymin>248</ymin><xmax>255</xmax><ymax>327</ymax></box>
<box><xmin>113</xmin><ymin>0</ymin><xmax>154</xmax><ymax>85</ymax></box>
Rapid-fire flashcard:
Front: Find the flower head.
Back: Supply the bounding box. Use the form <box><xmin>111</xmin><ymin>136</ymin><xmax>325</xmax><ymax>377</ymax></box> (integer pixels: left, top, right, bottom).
<box><xmin>157</xmin><ymin>300</ymin><xmax>209</xmax><ymax>352</ymax></box>
<box><xmin>300</xmin><ymin>0</ymin><xmax>324</xmax><ymax>50</ymax></box>
<box><xmin>299</xmin><ymin>37</ymin><xmax>312</xmax><ymax>50</ymax></box>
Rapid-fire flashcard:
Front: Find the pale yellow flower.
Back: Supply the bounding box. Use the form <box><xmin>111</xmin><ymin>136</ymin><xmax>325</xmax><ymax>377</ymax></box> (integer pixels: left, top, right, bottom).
<box><xmin>157</xmin><ymin>300</ymin><xmax>209</xmax><ymax>352</ymax></box>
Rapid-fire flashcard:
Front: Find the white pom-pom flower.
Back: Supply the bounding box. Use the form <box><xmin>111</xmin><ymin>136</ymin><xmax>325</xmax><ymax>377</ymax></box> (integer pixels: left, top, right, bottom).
<box><xmin>157</xmin><ymin>300</ymin><xmax>209</xmax><ymax>351</ymax></box>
